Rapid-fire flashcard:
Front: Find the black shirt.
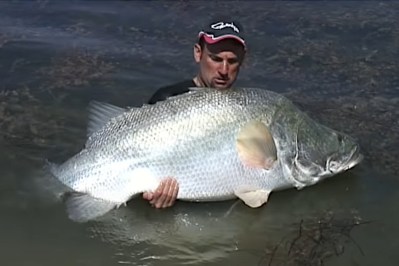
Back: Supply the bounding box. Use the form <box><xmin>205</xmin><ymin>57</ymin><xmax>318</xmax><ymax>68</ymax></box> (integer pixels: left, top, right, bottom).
<box><xmin>148</xmin><ymin>79</ymin><xmax>196</xmax><ymax>104</ymax></box>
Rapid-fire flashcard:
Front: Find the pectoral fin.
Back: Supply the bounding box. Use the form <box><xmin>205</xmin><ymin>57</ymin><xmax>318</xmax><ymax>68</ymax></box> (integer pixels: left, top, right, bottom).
<box><xmin>236</xmin><ymin>121</ymin><xmax>277</xmax><ymax>169</ymax></box>
<box><xmin>234</xmin><ymin>186</ymin><xmax>271</xmax><ymax>208</ymax></box>
<box><xmin>62</xmin><ymin>192</ymin><xmax>116</xmax><ymax>223</ymax></box>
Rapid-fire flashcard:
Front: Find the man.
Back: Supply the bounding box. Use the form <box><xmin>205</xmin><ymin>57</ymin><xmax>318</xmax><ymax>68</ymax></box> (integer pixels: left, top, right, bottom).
<box><xmin>143</xmin><ymin>19</ymin><xmax>247</xmax><ymax>208</ymax></box>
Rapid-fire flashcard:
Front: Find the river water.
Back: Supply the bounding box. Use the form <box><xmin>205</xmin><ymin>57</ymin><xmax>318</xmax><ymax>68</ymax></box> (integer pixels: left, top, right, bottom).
<box><xmin>1</xmin><ymin>1</ymin><xmax>398</xmax><ymax>266</ymax></box>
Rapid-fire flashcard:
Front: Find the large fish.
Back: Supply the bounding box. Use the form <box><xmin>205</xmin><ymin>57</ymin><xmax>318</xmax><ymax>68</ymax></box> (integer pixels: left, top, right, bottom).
<box><xmin>47</xmin><ymin>87</ymin><xmax>362</xmax><ymax>222</ymax></box>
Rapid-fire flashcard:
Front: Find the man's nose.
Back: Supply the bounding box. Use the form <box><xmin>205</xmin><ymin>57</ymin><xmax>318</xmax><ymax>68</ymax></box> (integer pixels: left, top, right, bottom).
<box><xmin>219</xmin><ymin>61</ymin><xmax>229</xmax><ymax>75</ymax></box>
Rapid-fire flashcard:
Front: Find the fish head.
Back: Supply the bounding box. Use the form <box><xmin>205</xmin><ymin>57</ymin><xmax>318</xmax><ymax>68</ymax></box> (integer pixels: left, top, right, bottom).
<box><xmin>289</xmin><ymin>122</ymin><xmax>363</xmax><ymax>188</ymax></box>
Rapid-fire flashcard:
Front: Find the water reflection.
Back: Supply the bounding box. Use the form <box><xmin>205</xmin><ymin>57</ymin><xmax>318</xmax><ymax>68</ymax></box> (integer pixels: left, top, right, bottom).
<box><xmin>90</xmin><ymin>201</ymin><xmax>243</xmax><ymax>265</ymax></box>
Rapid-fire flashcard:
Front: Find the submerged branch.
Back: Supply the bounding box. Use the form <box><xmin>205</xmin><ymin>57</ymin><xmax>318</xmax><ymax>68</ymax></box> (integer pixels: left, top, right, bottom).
<box><xmin>259</xmin><ymin>211</ymin><xmax>371</xmax><ymax>266</ymax></box>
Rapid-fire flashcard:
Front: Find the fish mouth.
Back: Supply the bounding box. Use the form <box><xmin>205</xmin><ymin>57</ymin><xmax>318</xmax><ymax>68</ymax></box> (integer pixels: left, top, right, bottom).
<box><xmin>343</xmin><ymin>145</ymin><xmax>363</xmax><ymax>171</ymax></box>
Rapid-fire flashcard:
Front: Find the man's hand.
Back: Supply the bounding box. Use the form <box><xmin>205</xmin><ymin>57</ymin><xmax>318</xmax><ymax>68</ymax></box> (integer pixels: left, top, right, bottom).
<box><xmin>142</xmin><ymin>177</ymin><xmax>179</xmax><ymax>208</ymax></box>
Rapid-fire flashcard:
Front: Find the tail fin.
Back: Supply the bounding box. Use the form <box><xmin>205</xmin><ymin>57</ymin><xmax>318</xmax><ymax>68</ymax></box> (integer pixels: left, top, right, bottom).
<box><xmin>44</xmin><ymin>159</ymin><xmax>60</xmax><ymax>177</ymax></box>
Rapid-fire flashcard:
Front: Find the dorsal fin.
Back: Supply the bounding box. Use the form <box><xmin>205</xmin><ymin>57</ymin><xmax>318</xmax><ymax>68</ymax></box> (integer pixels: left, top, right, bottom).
<box><xmin>87</xmin><ymin>101</ymin><xmax>127</xmax><ymax>136</ymax></box>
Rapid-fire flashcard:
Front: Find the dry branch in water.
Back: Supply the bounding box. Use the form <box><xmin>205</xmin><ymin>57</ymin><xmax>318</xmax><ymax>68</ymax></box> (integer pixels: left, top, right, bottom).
<box><xmin>259</xmin><ymin>211</ymin><xmax>370</xmax><ymax>266</ymax></box>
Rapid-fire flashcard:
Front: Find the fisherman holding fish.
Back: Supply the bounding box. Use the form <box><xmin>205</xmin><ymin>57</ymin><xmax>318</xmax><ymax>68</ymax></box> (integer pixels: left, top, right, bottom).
<box><xmin>48</xmin><ymin>18</ymin><xmax>362</xmax><ymax>222</ymax></box>
<box><xmin>143</xmin><ymin>19</ymin><xmax>247</xmax><ymax>208</ymax></box>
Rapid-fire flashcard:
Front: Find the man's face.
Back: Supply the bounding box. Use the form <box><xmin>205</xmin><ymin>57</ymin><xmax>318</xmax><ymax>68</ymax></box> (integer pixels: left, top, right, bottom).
<box><xmin>194</xmin><ymin>39</ymin><xmax>245</xmax><ymax>90</ymax></box>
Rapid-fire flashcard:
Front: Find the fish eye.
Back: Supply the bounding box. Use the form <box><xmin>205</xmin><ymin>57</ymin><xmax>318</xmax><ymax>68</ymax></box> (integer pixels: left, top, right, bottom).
<box><xmin>329</xmin><ymin>160</ymin><xmax>339</xmax><ymax>171</ymax></box>
<box><xmin>337</xmin><ymin>134</ymin><xmax>343</xmax><ymax>143</ymax></box>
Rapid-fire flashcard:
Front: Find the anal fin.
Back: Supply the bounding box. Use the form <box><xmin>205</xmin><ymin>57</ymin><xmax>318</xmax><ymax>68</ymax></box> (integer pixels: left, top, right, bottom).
<box><xmin>62</xmin><ymin>192</ymin><xmax>117</xmax><ymax>223</ymax></box>
<box><xmin>234</xmin><ymin>186</ymin><xmax>271</xmax><ymax>208</ymax></box>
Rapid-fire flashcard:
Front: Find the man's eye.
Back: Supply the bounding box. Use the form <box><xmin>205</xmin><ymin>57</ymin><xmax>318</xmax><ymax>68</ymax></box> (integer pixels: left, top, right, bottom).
<box><xmin>228</xmin><ymin>58</ymin><xmax>239</xmax><ymax>64</ymax></box>
<box><xmin>210</xmin><ymin>55</ymin><xmax>223</xmax><ymax>62</ymax></box>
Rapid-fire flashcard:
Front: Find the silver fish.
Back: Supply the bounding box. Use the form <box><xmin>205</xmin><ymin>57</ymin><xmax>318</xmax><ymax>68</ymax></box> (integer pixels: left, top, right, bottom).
<box><xmin>47</xmin><ymin>87</ymin><xmax>362</xmax><ymax>222</ymax></box>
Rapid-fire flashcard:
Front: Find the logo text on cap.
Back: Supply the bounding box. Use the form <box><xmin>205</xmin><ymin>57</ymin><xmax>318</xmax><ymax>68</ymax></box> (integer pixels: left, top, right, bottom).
<box><xmin>211</xmin><ymin>22</ymin><xmax>239</xmax><ymax>33</ymax></box>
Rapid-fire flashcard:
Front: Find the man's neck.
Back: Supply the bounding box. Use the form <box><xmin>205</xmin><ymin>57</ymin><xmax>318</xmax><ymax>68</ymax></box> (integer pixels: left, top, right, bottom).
<box><xmin>193</xmin><ymin>76</ymin><xmax>205</xmax><ymax>87</ymax></box>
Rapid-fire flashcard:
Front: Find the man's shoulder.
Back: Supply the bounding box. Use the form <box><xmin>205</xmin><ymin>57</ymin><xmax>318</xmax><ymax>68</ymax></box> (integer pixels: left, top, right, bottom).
<box><xmin>148</xmin><ymin>79</ymin><xmax>196</xmax><ymax>104</ymax></box>
<box><xmin>158</xmin><ymin>79</ymin><xmax>196</xmax><ymax>91</ymax></box>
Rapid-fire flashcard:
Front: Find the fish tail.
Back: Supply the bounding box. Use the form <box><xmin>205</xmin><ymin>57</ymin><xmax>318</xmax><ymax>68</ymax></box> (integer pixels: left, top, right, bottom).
<box><xmin>44</xmin><ymin>159</ymin><xmax>60</xmax><ymax>177</ymax></box>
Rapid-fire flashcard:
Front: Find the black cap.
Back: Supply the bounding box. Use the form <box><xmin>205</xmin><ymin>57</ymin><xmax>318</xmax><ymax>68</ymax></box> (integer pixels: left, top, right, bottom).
<box><xmin>198</xmin><ymin>20</ymin><xmax>246</xmax><ymax>49</ymax></box>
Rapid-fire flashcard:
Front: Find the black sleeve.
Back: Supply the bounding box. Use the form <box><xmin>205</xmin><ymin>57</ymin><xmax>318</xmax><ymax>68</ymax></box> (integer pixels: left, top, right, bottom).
<box><xmin>147</xmin><ymin>87</ymin><xmax>175</xmax><ymax>104</ymax></box>
<box><xmin>148</xmin><ymin>79</ymin><xmax>196</xmax><ymax>104</ymax></box>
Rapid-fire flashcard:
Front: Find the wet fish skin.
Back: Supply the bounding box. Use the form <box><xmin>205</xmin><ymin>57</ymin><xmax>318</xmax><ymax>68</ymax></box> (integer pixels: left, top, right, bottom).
<box><xmin>48</xmin><ymin>87</ymin><xmax>362</xmax><ymax>222</ymax></box>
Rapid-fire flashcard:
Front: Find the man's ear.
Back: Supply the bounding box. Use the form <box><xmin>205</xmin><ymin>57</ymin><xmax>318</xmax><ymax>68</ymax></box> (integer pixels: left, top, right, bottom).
<box><xmin>193</xmin><ymin>43</ymin><xmax>202</xmax><ymax>63</ymax></box>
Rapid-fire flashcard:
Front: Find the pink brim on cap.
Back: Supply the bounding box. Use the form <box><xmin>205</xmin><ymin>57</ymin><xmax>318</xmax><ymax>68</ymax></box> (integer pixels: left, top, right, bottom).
<box><xmin>198</xmin><ymin>32</ymin><xmax>246</xmax><ymax>48</ymax></box>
